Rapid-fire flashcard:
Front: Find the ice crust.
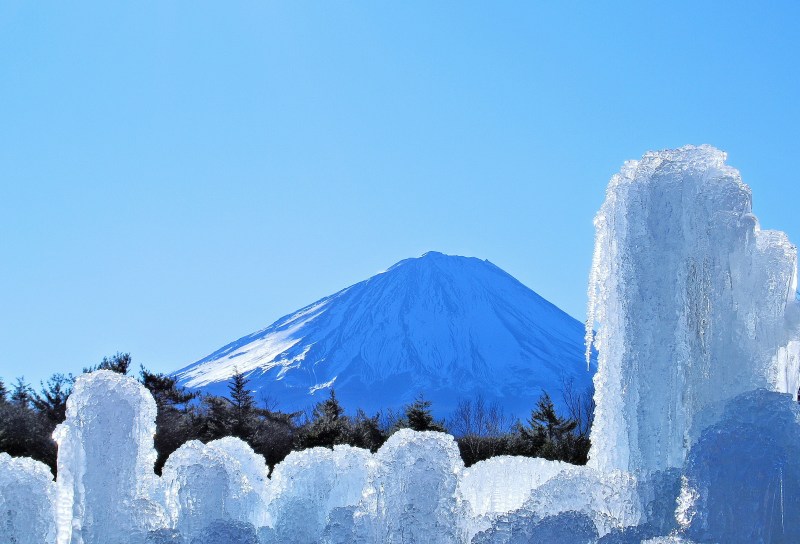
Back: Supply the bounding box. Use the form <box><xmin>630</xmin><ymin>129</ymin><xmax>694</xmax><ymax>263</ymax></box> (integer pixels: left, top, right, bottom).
<box><xmin>3</xmin><ymin>145</ymin><xmax>799</xmax><ymax>542</ymax></box>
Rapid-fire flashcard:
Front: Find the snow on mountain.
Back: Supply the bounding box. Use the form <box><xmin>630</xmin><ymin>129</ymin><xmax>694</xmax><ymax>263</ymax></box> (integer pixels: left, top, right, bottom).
<box><xmin>173</xmin><ymin>252</ymin><xmax>595</xmax><ymax>418</ymax></box>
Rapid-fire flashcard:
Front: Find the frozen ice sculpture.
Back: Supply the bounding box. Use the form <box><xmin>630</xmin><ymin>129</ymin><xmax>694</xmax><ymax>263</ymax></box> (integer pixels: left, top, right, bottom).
<box><xmin>587</xmin><ymin>145</ymin><xmax>799</xmax><ymax>474</ymax></box>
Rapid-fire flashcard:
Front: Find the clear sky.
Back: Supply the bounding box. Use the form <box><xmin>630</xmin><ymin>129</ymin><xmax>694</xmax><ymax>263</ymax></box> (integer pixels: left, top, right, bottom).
<box><xmin>1</xmin><ymin>2</ymin><xmax>798</xmax><ymax>387</ymax></box>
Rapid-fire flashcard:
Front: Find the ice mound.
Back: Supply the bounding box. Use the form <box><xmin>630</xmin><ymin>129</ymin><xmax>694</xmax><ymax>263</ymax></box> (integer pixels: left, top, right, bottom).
<box><xmin>458</xmin><ymin>456</ymin><xmax>573</xmax><ymax>517</ymax></box>
<box><xmin>206</xmin><ymin>437</ymin><xmax>270</xmax><ymax>526</ymax></box>
<box><xmin>352</xmin><ymin>429</ymin><xmax>464</xmax><ymax>544</ymax></box>
<box><xmin>261</xmin><ymin>444</ymin><xmax>370</xmax><ymax>543</ymax></box>
<box><xmin>53</xmin><ymin>369</ymin><xmax>166</xmax><ymax>544</ymax></box>
<box><xmin>0</xmin><ymin>453</ymin><xmax>57</xmax><ymax>544</ymax></box>
<box><xmin>161</xmin><ymin>439</ymin><xmax>257</xmax><ymax>541</ymax></box>
<box><xmin>587</xmin><ymin>145</ymin><xmax>799</xmax><ymax>475</ymax></box>
<box><xmin>678</xmin><ymin>389</ymin><xmax>800</xmax><ymax>543</ymax></box>
<box><xmin>471</xmin><ymin>510</ymin><xmax>598</xmax><ymax>544</ymax></box>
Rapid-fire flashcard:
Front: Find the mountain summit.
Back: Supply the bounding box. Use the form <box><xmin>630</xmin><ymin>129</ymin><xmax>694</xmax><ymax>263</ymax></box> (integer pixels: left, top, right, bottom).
<box><xmin>174</xmin><ymin>252</ymin><xmax>595</xmax><ymax>418</ymax></box>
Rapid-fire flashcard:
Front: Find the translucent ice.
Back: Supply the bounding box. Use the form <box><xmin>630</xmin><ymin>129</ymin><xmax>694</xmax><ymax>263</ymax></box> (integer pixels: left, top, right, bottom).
<box><xmin>160</xmin><ymin>439</ymin><xmax>256</xmax><ymax>541</ymax></box>
<box><xmin>0</xmin><ymin>453</ymin><xmax>57</xmax><ymax>544</ymax></box>
<box><xmin>353</xmin><ymin>429</ymin><xmax>464</xmax><ymax>544</ymax></box>
<box><xmin>188</xmin><ymin>519</ymin><xmax>258</xmax><ymax>544</ymax></box>
<box><xmin>263</xmin><ymin>444</ymin><xmax>370</xmax><ymax>543</ymax></box>
<box><xmin>207</xmin><ymin>437</ymin><xmax>270</xmax><ymax>527</ymax></box>
<box><xmin>520</xmin><ymin>466</ymin><xmax>642</xmax><ymax>536</ymax></box>
<box><xmin>458</xmin><ymin>456</ymin><xmax>573</xmax><ymax>517</ymax></box>
<box><xmin>586</xmin><ymin>145</ymin><xmax>799</xmax><ymax>474</ymax></box>
<box><xmin>471</xmin><ymin>510</ymin><xmax>598</xmax><ymax>544</ymax></box>
<box><xmin>53</xmin><ymin>370</ymin><xmax>166</xmax><ymax>544</ymax></box>
<box><xmin>678</xmin><ymin>389</ymin><xmax>800</xmax><ymax>543</ymax></box>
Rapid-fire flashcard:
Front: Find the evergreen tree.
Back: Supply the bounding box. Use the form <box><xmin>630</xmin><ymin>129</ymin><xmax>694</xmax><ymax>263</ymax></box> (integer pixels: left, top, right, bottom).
<box><xmin>0</xmin><ymin>378</ymin><xmax>55</xmax><ymax>469</ymax></box>
<box><xmin>395</xmin><ymin>395</ymin><xmax>447</xmax><ymax>433</ymax></box>
<box><xmin>32</xmin><ymin>373</ymin><xmax>74</xmax><ymax>425</ymax></box>
<box><xmin>227</xmin><ymin>369</ymin><xmax>257</xmax><ymax>439</ymax></box>
<box><xmin>519</xmin><ymin>391</ymin><xmax>578</xmax><ymax>460</ymax></box>
<box><xmin>10</xmin><ymin>378</ymin><xmax>33</xmax><ymax>407</ymax></box>
<box><xmin>0</xmin><ymin>379</ymin><xmax>8</xmax><ymax>403</ymax></box>
<box><xmin>297</xmin><ymin>390</ymin><xmax>350</xmax><ymax>449</ymax></box>
<box><xmin>84</xmin><ymin>352</ymin><xmax>132</xmax><ymax>375</ymax></box>
<box><xmin>350</xmin><ymin>410</ymin><xmax>387</xmax><ymax>452</ymax></box>
<box><xmin>140</xmin><ymin>367</ymin><xmax>198</xmax><ymax>474</ymax></box>
<box><xmin>140</xmin><ymin>367</ymin><xmax>197</xmax><ymax>408</ymax></box>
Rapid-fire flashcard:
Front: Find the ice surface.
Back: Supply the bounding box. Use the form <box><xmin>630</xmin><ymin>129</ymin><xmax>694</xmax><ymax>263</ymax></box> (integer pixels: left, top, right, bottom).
<box><xmin>352</xmin><ymin>429</ymin><xmax>464</xmax><ymax>544</ymax></box>
<box><xmin>518</xmin><ymin>466</ymin><xmax>642</xmax><ymax>536</ymax></box>
<box><xmin>458</xmin><ymin>456</ymin><xmax>573</xmax><ymax>517</ymax></box>
<box><xmin>160</xmin><ymin>439</ymin><xmax>257</xmax><ymax>541</ymax></box>
<box><xmin>188</xmin><ymin>520</ymin><xmax>258</xmax><ymax>544</ymax></box>
<box><xmin>53</xmin><ymin>370</ymin><xmax>166</xmax><ymax>544</ymax></box>
<box><xmin>262</xmin><ymin>445</ymin><xmax>370</xmax><ymax>543</ymax></box>
<box><xmin>471</xmin><ymin>510</ymin><xmax>598</xmax><ymax>544</ymax></box>
<box><xmin>206</xmin><ymin>437</ymin><xmax>270</xmax><ymax>527</ymax></box>
<box><xmin>678</xmin><ymin>389</ymin><xmax>800</xmax><ymax>543</ymax></box>
<box><xmin>586</xmin><ymin>145</ymin><xmax>799</xmax><ymax>474</ymax></box>
<box><xmin>0</xmin><ymin>453</ymin><xmax>57</xmax><ymax>544</ymax></box>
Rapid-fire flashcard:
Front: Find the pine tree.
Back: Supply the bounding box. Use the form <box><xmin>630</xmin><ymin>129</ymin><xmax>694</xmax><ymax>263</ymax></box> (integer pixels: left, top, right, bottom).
<box><xmin>519</xmin><ymin>391</ymin><xmax>578</xmax><ymax>460</ymax></box>
<box><xmin>32</xmin><ymin>373</ymin><xmax>74</xmax><ymax>424</ymax></box>
<box><xmin>350</xmin><ymin>410</ymin><xmax>387</xmax><ymax>452</ymax></box>
<box><xmin>140</xmin><ymin>367</ymin><xmax>197</xmax><ymax>408</ymax></box>
<box><xmin>396</xmin><ymin>395</ymin><xmax>447</xmax><ymax>433</ymax></box>
<box><xmin>0</xmin><ymin>379</ymin><xmax>8</xmax><ymax>403</ymax></box>
<box><xmin>84</xmin><ymin>352</ymin><xmax>132</xmax><ymax>375</ymax></box>
<box><xmin>298</xmin><ymin>390</ymin><xmax>350</xmax><ymax>449</ymax></box>
<box><xmin>227</xmin><ymin>369</ymin><xmax>256</xmax><ymax>439</ymax></box>
<box><xmin>10</xmin><ymin>378</ymin><xmax>33</xmax><ymax>407</ymax></box>
<box><xmin>140</xmin><ymin>367</ymin><xmax>198</xmax><ymax>474</ymax></box>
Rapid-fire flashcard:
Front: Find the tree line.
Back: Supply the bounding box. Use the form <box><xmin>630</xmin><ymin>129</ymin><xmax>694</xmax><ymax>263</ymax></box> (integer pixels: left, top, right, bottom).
<box><xmin>0</xmin><ymin>353</ymin><xmax>593</xmax><ymax>475</ymax></box>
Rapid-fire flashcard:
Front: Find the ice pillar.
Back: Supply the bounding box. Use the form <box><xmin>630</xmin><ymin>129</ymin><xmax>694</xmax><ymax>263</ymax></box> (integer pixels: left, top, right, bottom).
<box><xmin>586</xmin><ymin>145</ymin><xmax>799</xmax><ymax>474</ymax></box>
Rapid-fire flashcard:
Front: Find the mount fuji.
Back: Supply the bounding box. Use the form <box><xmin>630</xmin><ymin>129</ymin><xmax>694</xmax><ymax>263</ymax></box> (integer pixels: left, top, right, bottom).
<box><xmin>173</xmin><ymin>252</ymin><xmax>595</xmax><ymax>419</ymax></box>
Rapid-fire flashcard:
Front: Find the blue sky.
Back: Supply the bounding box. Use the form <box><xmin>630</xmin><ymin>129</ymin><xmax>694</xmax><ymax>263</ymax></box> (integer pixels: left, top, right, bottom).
<box><xmin>1</xmin><ymin>2</ymin><xmax>798</xmax><ymax>387</ymax></box>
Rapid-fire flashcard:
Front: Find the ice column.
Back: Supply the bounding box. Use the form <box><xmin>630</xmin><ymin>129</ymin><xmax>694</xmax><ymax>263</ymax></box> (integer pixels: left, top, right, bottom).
<box><xmin>53</xmin><ymin>370</ymin><xmax>166</xmax><ymax>544</ymax></box>
<box><xmin>586</xmin><ymin>145</ymin><xmax>799</xmax><ymax>474</ymax></box>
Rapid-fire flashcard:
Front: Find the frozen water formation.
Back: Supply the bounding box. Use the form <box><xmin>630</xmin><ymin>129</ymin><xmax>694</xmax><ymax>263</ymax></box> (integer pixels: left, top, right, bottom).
<box><xmin>586</xmin><ymin>145</ymin><xmax>800</xmax><ymax>475</ymax></box>
<box><xmin>1</xmin><ymin>145</ymin><xmax>799</xmax><ymax>543</ymax></box>
<box><xmin>52</xmin><ymin>369</ymin><xmax>167</xmax><ymax>544</ymax></box>
<box><xmin>0</xmin><ymin>452</ymin><xmax>56</xmax><ymax>544</ymax></box>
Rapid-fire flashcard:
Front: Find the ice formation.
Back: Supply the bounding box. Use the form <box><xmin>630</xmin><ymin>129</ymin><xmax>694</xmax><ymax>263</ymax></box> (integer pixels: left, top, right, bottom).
<box><xmin>0</xmin><ymin>452</ymin><xmax>57</xmax><ymax>544</ymax></box>
<box><xmin>52</xmin><ymin>369</ymin><xmax>166</xmax><ymax>544</ymax></box>
<box><xmin>352</xmin><ymin>429</ymin><xmax>465</xmax><ymax>544</ymax></box>
<box><xmin>160</xmin><ymin>439</ymin><xmax>261</xmax><ymax>541</ymax></box>
<box><xmin>678</xmin><ymin>389</ymin><xmax>800</xmax><ymax>543</ymax></box>
<box><xmin>458</xmin><ymin>456</ymin><xmax>572</xmax><ymax>517</ymax></box>
<box><xmin>261</xmin><ymin>445</ymin><xmax>370</xmax><ymax>543</ymax></box>
<box><xmin>586</xmin><ymin>145</ymin><xmax>799</xmax><ymax>474</ymax></box>
<box><xmin>3</xmin><ymin>145</ymin><xmax>799</xmax><ymax>542</ymax></box>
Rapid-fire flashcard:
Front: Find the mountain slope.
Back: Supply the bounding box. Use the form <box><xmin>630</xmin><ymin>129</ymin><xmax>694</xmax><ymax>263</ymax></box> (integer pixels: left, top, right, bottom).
<box><xmin>173</xmin><ymin>252</ymin><xmax>595</xmax><ymax>418</ymax></box>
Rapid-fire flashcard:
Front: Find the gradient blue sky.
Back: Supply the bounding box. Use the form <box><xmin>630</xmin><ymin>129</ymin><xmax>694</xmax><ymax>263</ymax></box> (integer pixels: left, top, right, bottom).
<box><xmin>1</xmin><ymin>2</ymin><xmax>799</xmax><ymax>387</ymax></box>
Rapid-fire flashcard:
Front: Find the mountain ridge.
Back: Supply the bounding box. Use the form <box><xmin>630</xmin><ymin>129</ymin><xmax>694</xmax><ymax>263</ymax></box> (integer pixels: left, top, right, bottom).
<box><xmin>173</xmin><ymin>252</ymin><xmax>596</xmax><ymax>418</ymax></box>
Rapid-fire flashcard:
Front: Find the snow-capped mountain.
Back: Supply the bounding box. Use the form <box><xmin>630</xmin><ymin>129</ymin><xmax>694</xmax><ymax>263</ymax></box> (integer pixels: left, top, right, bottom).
<box><xmin>173</xmin><ymin>252</ymin><xmax>595</xmax><ymax>418</ymax></box>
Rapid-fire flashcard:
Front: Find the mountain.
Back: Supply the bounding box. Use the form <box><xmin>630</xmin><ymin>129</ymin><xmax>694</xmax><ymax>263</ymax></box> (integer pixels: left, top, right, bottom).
<box><xmin>173</xmin><ymin>252</ymin><xmax>596</xmax><ymax>419</ymax></box>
